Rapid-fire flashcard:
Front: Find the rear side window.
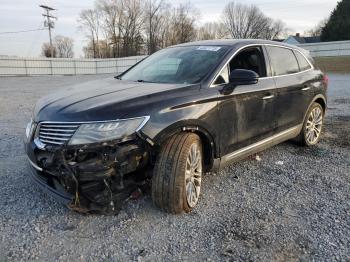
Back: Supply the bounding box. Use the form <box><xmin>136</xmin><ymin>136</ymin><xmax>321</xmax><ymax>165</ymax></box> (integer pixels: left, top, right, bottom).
<box><xmin>294</xmin><ymin>51</ymin><xmax>312</xmax><ymax>71</ymax></box>
<box><xmin>266</xmin><ymin>46</ymin><xmax>299</xmax><ymax>76</ymax></box>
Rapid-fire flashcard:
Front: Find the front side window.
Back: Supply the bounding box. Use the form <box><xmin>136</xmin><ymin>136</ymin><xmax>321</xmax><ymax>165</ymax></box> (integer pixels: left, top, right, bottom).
<box><xmin>213</xmin><ymin>46</ymin><xmax>266</xmax><ymax>86</ymax></box>
<box><xmin>294</xmin><ymin>50</ymin><xmax>312</xmax><ymax>71</ymax></box>
<box><xmin>266</xmin><ymin>46</ymin><xmax>299</xmax><ymax>76</ymax></box>
<box><xmin>121</xmin><ymin>46</ymin><xmax>229</xmax><ymax>84</ymax></box>
<box><xmin>229</xmin><ymin>47</ymin><xmax>267</xmax><ymax>77</ymax></box>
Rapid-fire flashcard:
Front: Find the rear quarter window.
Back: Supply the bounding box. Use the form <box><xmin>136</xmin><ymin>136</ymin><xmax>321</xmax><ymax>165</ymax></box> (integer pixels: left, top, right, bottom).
<box><xmin>266</xmin><ymin>46</ymin><xmax>299</xmax><ymax>76</ymax></box>
<box><xmin>294</xmin><ymin>50</ymin><xmax>312</xmax><ymax>71</ymax></box>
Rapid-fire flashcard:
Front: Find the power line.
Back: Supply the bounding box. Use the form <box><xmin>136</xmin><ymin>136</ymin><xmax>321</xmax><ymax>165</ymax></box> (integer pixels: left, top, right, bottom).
<box><xmin>27</xmin><ymin>22</ymin><xmax>46</xmax><ymax>57</ymax></box>
<box><xmin>0</xmin><ymin>28</ymin><xmax>45</xmax><ymax>35</ymax></box>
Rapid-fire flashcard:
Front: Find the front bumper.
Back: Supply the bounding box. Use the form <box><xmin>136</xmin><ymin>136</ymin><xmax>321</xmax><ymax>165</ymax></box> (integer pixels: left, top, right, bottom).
<box><xmin>24</xmin><ymin>135</ymin><xmax>151</xmax><ymax>214</ymax></box>
<box><xmin>28</xmin><ymin>164</ymin><xmax>73</xmax><ymax>205</ymax></box>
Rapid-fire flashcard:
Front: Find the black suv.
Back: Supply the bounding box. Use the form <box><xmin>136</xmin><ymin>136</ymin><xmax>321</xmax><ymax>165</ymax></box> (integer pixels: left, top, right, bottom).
<box><xmin>25</xmin><ymin>40</ymin><xmax>328</xmax><ymax>214</ymax></box>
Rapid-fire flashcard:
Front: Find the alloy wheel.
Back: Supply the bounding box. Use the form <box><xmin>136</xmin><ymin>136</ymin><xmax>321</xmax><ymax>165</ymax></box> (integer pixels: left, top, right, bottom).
<box><xmin>185</xmin><ymin>143</ymin><xmax>202</xmax><ymax>208</ymax></box>
<box><xmin>305</xmin><ymin>106</ymin><xmax>323</xmax><ymax>145</ymax></box>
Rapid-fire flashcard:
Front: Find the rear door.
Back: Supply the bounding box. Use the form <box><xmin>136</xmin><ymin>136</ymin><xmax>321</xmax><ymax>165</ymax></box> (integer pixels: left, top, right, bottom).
<box><xmin>265</xmin><ymin>46</ymin><xmax>311</xmax><ymax>133</ymax></box>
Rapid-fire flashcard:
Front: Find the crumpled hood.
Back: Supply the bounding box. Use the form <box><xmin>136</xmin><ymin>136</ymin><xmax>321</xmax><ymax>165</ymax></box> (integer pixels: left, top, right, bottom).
<box><xmin>34</xmin><ymin>78</ymin><xmax>195</xmax><ymax>122</ymax></box>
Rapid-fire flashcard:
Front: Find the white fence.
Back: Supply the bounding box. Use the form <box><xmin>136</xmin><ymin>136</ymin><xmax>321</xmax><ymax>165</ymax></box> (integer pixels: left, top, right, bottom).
<box><xmin>298</xmin><ymin>40</ymin><xmax>350</xmax><ymax>57</ymax></box>
<box><xmin>0</xmin><ymin>40</ymin><xmax>349</xmax><ymax>76</ymax></box>
<box><xmin>0</xmin><ymin>56</ymin><xmax>146</xmax><ymax>76</ymax></box>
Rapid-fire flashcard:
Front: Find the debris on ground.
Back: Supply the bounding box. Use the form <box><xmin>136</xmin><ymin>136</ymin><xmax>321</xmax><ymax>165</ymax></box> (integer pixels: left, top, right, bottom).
<box><xmin>275</xmin><ymin>160</ymin><xmax>284</xmax><ymax>165</ymax></box>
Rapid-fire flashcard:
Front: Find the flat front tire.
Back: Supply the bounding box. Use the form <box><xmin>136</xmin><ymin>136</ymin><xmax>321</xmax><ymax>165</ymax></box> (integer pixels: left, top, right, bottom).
<box><xmin>151</xmin><ymin>133</ymin><xmax>202</xmax><ymax>214</ymax></box>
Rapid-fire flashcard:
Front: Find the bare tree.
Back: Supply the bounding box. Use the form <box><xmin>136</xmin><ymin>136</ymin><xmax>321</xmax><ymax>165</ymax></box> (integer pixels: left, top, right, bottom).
<box><xmin>41</xmin><ymin>42</ymin><xmax>56</xmax><ymax>58</ymax></box>
<box><xmin>96</xmin><ymin>0</ymin><xmax>124</xmax><ymax>57</ymax></box>
<box><xmin>197</xmin><ymin>22</ymin><xmax>228</xmax><ymax>40</ymax></box>
<box><xmin>96</xmin><ymin>0</ymin><xmax>145</xmax><ymax>57</ymax></box>
<box><xmin>222</xmin><ymin>2</ymin><xmax>286</xmax><ymax>40</ymax></box>
<box><xmin>144</xmin><ymin>0</ymin><xmax>167</xmax><ymax>54</ymax></box>
<box><xmin>54</xmin><ymin>35</ymin><xmax>74</xmax><ymax>58</ymax></box>
<box><xmin>83</xmin><ymin>39</ymin><xmax>111</xmax><ymax>58</ymax></box>
<box><xmin>78</xmin><ymin>1</ymin><xmax>201</xmax><ymax>58</ymax></box>
<box><xmin>157</xmin><ymin>7</ymin><xmax>172</xmax><ymax>49</ymax></box>
<box><xmin>305</xmin><ymin>18</ymin><xmax>328</xmax><ymax>37</ymax></box>
<box><xmin>121</xmin><ymin>0</ymin><xmax>145</xmax><ymax>56</ymax></box>
<box><xmin>168</xmin><ymin>2</ymin><xmax>198</xmax><ymax>45</ymax></box>
<box><xmin>79</xmin><ymin>9</ymin><xmax>101</xmax><ymax>58</ymax></box>
<box><xmin>261</xmin><ymin>19</ymin><xmax>287</xmax><ymax>40</ymax></box>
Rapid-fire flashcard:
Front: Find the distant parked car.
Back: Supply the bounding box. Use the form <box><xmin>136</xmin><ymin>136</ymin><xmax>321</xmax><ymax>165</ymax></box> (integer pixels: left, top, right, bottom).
<box><xmin>25</xmin><ymin>39</ymin><xmax>328</xmax><ymax>214</ymax></box>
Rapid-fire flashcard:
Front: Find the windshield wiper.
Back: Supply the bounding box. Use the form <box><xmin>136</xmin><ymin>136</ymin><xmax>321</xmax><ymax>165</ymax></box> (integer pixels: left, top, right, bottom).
<box><xmin>136</xmin><ymin>79</ymin><xmax>154</xmax><ymax>83</ymax></box>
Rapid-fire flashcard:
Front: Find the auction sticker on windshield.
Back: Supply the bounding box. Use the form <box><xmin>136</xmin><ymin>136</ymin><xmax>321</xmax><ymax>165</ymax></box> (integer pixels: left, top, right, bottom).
<box><xmin>197</xmin><ymin>46</ymin><xmax>222</xmax><ymax>52</ymax></box>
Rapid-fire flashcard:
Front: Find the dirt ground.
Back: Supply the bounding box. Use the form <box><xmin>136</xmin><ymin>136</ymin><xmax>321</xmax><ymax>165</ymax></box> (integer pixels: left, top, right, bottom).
<box><xmin>0</xmin><ymin>74</ymin><xmax>349</xmax><ymax>261</ymax></box>
<box><xmin>315</xmin><ymin>56</ymin><xmax>350</xmax><ymax>73</ymax></box>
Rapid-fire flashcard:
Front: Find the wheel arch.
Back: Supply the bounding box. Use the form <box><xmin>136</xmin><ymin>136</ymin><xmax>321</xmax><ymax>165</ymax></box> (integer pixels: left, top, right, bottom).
<box><xmin>303</xmin><ymin>94</ymin><xmax>327</xmax><ymax>123</ymax></box>
<box><xmin>313</xmin><ymin>95</ymin><xmax>327</xmax><ymax>112</ymax></box>
<box><xmin>152</xmin><ymin>121</ymin><xmax>218</xmax><ymax>171</ymax></box>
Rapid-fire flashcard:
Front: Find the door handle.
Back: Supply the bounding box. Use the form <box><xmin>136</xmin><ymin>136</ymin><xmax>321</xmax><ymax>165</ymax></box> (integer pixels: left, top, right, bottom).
<box><xmin>262</xmin><ymin>94</ymin><xmax>274</xmax><ymax>100</ymax></box>
<box><xmin>302</xmin><ymin>86</ymin><xmax>311</xmax><ymax>91</ymax></box>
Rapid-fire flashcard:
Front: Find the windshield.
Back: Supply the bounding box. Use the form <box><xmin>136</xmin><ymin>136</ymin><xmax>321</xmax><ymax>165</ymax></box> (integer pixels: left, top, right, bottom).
<box><xmin>120</xmin><ymin>46</ymin><xmax>229</xmax><ymax>84</ymax></box>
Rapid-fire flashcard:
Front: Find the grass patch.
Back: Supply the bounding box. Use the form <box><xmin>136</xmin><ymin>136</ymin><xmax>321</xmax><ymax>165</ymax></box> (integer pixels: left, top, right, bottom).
<box><xmin>314</xmin><ymin>56</ymin><xmax>350</xmax><ymax>73</ymax></box>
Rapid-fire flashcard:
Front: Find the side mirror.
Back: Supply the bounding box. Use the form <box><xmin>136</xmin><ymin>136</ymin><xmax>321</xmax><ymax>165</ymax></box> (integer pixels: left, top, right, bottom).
<box><xmin>229</xmin><ymin>69</ymin><xmax>259</xmax><ymax>86</ymax></box>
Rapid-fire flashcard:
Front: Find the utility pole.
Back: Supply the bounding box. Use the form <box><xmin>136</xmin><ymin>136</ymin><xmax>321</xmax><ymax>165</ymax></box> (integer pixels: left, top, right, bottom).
<box><xmin>40</xmin><ymin>5</ymin><xmax>57</xmax><ymax>58</ymax></box>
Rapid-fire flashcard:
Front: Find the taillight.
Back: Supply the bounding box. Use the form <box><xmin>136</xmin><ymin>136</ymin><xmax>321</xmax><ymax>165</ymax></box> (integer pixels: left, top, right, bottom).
<box><xmin>323</xmin><ymin>75</ymin><xmax>329</xmax><ymax>86</ymax></box>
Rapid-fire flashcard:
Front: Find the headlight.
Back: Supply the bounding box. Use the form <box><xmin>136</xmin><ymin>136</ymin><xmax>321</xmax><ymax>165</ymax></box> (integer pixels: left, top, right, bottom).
<box><xmin>25</xmin><ymin>119</ymin><xmax>35</xmax><ymax>139</ymax></box>
<box><xmin>68</xmin><ymin>116</ymin><xmax>149</xmax><ymax>145</ymax></box>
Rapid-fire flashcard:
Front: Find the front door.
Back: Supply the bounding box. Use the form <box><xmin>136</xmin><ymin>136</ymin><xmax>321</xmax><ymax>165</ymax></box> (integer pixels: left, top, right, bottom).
<box><xmin>212</xmin><ymin>46</ymin><xmax>277</xmax><ymax>156</ymax></box>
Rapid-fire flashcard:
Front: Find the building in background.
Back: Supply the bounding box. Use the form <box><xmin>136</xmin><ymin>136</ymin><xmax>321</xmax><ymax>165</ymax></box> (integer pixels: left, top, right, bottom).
<box><xmin>284</xmin><ymin>33</ymin><xmax>321</xmax><ymax>45</ymax></box>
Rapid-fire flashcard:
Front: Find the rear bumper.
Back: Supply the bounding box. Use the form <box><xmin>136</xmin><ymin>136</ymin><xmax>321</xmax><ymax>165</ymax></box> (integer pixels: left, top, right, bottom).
<box><xmin>28</xmin><ymin>163</ymin><xmax>73</xmax><ymax>205</ymax></box>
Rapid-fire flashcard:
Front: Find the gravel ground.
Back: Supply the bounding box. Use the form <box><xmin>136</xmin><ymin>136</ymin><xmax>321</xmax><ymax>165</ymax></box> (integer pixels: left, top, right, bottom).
<box><xmin>0</xmin><ymin>74</ymin><xmax>349</xmax><ymax>261</ymax></box>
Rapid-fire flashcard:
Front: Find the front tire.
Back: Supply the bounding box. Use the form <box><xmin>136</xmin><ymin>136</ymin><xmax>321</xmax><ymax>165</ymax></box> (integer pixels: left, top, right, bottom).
<box><xmin>297</xmin><ymin>102</ymin><xmax>324</xmax><ymax>146</ymax></box>
<box><xmin>151</xmin><ymin>133</ymin><xmax>202</xmax><ymax>214</ymax></box>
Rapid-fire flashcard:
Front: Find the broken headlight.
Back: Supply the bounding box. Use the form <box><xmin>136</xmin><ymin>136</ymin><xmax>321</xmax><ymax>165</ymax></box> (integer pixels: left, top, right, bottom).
<box><xmin>68</xmin><ymin>116</ymin><xmax>149</xmax><ymax>145</ymax></box>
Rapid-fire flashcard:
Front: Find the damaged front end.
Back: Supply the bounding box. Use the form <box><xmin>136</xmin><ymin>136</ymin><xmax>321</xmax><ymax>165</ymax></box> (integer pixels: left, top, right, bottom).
<box><xmin>25</xmin><ymin>118</ymin><xmax>153</xmax><ymax>214</ymax></box>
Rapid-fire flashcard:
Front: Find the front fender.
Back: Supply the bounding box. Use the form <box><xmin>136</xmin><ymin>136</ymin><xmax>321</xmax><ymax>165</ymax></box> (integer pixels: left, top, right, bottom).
<box><xmin>153</xmin><ymin>119</ymin><xmax>217</xmax><ymax>152</ymax></box>
<box><xmin>142</xmin><ymin>119</ymin><xmax>218</xmax><ymax>170</ymax></box>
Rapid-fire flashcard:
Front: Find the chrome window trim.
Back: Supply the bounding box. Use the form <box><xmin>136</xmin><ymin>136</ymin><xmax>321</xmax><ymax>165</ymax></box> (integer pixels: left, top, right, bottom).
<box><xmin>210</xmin><ymin>43</ymin><xmax>314</xmax><ymax>88</ymax></box>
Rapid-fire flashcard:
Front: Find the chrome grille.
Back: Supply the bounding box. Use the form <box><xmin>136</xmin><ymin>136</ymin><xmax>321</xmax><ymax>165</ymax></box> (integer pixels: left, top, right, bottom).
<box><xmin>38</xmin><ymin>122</ymin><xmax>80</xmax><ymax>146</ymax></box>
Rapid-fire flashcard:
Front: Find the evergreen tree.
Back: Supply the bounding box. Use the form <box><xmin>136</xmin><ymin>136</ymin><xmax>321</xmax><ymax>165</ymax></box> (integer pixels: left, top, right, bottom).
<box><xmin>321</xmin><ymin>0</ymin><xmax>350</xmax><ymax>41</ymax></box>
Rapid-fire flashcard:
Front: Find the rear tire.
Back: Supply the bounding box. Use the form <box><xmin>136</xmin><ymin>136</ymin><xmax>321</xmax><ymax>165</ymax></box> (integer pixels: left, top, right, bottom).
<box><xmin>296</xmin><ymin>102</ymin><xmax>324</xmax><ymax>146</ymax></box>
<box><xmin>151</xmin><ymin>133</ymin><xmax>202</xmax><ymax>214</ymax></box>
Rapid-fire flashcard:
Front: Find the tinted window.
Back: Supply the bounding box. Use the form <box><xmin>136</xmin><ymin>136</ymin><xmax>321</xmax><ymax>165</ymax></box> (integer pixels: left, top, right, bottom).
<box><xmin>294</xmin><ymin>51</ymin><xmax>312</xmax><ymax>71</ymax></box>
<box><xmin>121</xmin><ymin>46</ymin><xmax>229</xmax><ymax>84</ymax></box>
<box><xmin>213</xmin><ymin>46</ymin><xmax>266</xmax><ymax>86</ymax></box>
<box><xmin>230</xmin><ymin>47</ymin><xmax>267</xmax><ymax>77</ymax></box>
<box><xmin>267</xmin><ymin>46</ymin><xmax>299</xmax><ymax>76</ymax></box>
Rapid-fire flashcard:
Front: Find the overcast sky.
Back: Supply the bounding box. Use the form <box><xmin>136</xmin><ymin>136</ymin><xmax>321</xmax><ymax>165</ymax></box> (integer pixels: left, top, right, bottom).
<box><xmin>0</xmin><ymin>0</ymin><xmax>337</xmax><ymax>58</ymax></box>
